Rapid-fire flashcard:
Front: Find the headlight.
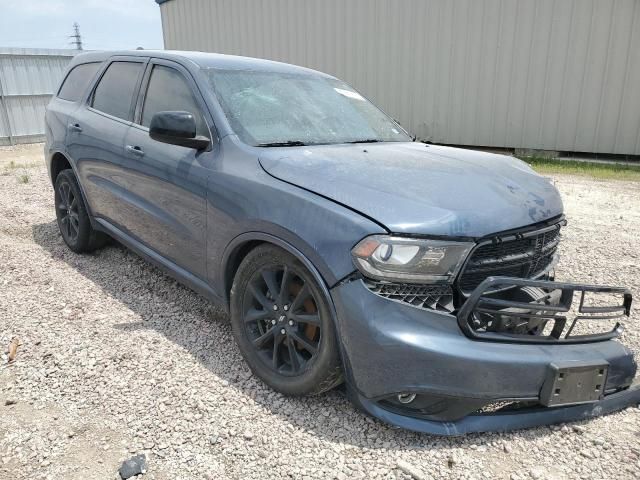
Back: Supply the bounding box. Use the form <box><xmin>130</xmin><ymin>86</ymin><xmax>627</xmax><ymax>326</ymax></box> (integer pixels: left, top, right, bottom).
<box><xmin>351</xmin><ymin>236</ymin><xmax>474</xmax><ymax>284</ymax></box>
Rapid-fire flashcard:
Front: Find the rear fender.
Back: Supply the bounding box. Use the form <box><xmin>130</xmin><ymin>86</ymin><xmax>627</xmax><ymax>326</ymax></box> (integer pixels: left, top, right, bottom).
<box><xmin>47</xmin><ymin>150</ymin><xmax>99</xmax><ymax>226</ymax></box>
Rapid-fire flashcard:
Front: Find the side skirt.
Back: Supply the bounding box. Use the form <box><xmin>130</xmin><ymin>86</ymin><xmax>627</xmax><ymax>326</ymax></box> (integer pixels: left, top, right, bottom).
<box><xmin>94</xmin><ymin>218</ymin><xmax>224</xmax><ymax>308</ymax></box>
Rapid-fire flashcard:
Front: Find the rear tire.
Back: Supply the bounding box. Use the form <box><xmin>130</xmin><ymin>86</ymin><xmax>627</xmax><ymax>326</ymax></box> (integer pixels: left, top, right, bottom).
<box><xmin>54</xmin><ymin>169</ymin><xmax>109</xmax><ymax>253</ymax></box>
<box><xmin>230</xmin><ymin>244</ymin><xmax>343</xmax><ymax>395</ymax></box>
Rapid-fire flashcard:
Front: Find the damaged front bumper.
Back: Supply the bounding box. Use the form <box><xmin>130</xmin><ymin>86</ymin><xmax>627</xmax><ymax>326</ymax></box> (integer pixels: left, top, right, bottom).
<box><xmin>351</xmin><ymin>380</ymin><xmax>640</xmax><ymax>436</ymax></box>
<box><xmin>331</xmin><ymin>276</ymin><xmax>638</xmax><ymax>435</ymax></box>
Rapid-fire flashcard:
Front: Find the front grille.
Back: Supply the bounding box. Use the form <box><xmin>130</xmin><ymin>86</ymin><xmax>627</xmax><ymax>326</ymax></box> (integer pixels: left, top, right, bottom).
<box><xmin>365</xmin><ymin>280</ymin><xmax>454</xmax><ymax>312</ymax></box>
<box><xmin>458</xmin><ymin>223</ymin><xmax>562</xmax><ymax>293</ymax></box>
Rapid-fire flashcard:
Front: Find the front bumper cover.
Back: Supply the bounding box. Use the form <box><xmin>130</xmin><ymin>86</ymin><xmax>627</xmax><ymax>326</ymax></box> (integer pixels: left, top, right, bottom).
<box><xmin>350</xmin><ymin>381</ymin><xmax>640</xmax><ymax>436</ymax></box>
<box><xmin>330</xmin><ymin>276</ymin><xmax>637</xmax><ymax>435</ymax></box>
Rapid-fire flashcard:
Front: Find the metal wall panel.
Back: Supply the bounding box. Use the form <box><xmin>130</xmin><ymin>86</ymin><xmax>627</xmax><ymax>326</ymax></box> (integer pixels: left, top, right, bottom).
<box><xmin>160</xmin><ymin>0</ymin><xmax>640</xmax><ymax>155</ymax></box>
<box><xmin>0</xmin><ymin>48</ymin><xmax>77</xmax><ymax>145</ymax></box>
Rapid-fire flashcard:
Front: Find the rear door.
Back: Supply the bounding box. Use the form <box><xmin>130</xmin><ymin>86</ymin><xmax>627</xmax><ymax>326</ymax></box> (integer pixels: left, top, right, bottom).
<box><xmin>45</xmin><ymin>62</ymin><xmax>102</xmax><ymax>155</ymax></box>
<box><xmin>118</xmin><ymin>58</ymin><xmax>214</xmax><ymax>279</ymax></box>
<box><xmin>66</xmin><ymin>56</ymin><xmax>147</xmax><ymax>225</ymax></box>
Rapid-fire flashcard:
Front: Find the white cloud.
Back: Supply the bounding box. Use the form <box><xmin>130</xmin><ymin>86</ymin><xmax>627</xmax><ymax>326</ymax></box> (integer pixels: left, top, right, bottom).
<box><xmin>5</xmin><ymin>0</ymin><xmax>157</xmax><ymax>19</ymax></box>
<box><xmin>6</xmin><ymin>0</ymin><xmax>70</xmax><ymax>15</ymax></box>
<box><xmin>83</xmin><ymin>0</ymin><xmax>158</xmax><ymax>18</ymax></box>
<box><xmin>0</xmin><ymin>0</ymin><xmax>163</xmax><ymax>50</ymax></box>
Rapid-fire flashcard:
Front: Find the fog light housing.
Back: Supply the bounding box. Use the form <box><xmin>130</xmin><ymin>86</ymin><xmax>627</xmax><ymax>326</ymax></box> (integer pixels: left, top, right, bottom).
<box><xmin>397</xmin><ymin>393</ymin><xmax>417</xmax><ymax>404</ymax></box>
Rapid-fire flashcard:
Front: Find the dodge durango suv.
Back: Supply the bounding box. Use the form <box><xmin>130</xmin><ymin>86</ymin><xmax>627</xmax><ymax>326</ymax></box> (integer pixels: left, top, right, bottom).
<box><xmin>44</xmin><ymin>50</ymin><xmax>638</xmax><ymax>435</ymax></box>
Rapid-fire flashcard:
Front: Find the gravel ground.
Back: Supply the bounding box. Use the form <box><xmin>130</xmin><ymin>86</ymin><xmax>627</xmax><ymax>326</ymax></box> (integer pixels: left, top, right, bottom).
<box><xmin>1</xmin><ymin>144</ymin><xmax>639</xmax><ymax>480</ymax></box>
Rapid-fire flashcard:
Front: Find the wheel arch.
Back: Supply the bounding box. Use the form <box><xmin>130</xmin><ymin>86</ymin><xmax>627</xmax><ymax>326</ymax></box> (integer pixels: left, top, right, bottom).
<box><xmin>221</xmin><ymin>232</ymin><xmax>337</xmax><ymax>309</ymax></box>
<box><xmin>49</xmin><ymin>151</ymin><xmax>74</xmax><ymax>185</ymax></box>
<box><xmin>47</xmin><ymin>150</ymin><xmax>97</xmax><ymax>222</ymax></box>
<box><xmin>222</xmin><ymin>231</ymin><xmax>355</xmax><ymax>388</ymax></box>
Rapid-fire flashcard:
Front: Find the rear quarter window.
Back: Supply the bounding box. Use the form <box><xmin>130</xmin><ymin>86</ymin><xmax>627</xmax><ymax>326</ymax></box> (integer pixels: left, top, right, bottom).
<box><xmin>91</xmin><ymin>61</ymin><xmax>144</xmax><ymax>121</ymax></box>
<box><xmin>57</xmin><ymin>62</ymin><xmax>101</xmax><ymax>102</ymax></box>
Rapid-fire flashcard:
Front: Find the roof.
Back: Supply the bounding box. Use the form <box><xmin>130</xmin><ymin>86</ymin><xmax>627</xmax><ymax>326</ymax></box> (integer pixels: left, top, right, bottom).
<box><xmin>69</xmin><ymin>49</ymin><xmax>329</xmax><ymax>77</ymax></box>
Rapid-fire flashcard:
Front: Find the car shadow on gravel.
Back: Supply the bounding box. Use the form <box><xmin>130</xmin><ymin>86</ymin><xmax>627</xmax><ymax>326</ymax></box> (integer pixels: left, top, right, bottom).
<box><xmin>32</xmin><ymin>220</ymin><xmax>555</xmax><ymax>449</ymax></box>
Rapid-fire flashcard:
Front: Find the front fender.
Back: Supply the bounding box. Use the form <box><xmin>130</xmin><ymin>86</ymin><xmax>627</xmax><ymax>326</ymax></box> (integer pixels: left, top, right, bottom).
<box><xmin>222</xmin><ymin>231</ymin><xmax>333</xmax><ymax>301</ymax></box>
<box><xmin>220</xmin><ymin>229</ymin><xmax>339</xmax><ymax>302</ymax></box>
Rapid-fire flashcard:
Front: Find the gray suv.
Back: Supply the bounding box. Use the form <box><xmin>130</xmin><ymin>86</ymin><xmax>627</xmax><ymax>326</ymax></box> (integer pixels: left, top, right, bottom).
<box><xmin>44</xmin><ymin>50</ymin><xmax>638</xmax><ymax>435</ymax></box>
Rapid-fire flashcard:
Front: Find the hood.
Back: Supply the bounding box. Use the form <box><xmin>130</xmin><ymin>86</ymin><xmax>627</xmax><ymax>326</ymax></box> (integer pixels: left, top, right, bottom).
<box><xmin>259</xmin><ymin>142</ymin><xmax>563</xmax><ymax>238</ymax></box>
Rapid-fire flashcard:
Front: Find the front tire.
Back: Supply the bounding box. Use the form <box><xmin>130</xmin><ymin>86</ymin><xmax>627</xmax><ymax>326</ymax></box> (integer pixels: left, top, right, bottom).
<box><xmin>54</xmin><ymin>169</ymin><xmax>108</xmax><ymax>253</ymax></box>
<box><xmin>230</xmin><ymin>245</ymin><xmax>343</xmax><ymax>395</ymax></box>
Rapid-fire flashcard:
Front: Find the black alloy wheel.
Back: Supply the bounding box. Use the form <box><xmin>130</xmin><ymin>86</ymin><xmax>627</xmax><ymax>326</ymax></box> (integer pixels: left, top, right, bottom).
<box><xmin>54</xmin><ymin>169</ymin><xmax>109</xmax><ymax>253</ymax></box>
<box><xmin>57</xmin><ymin>178</ymin><xmax>80</xmax><ymax>243</ymax></box>
<box><xmin>230</xmin><ymin>245</ymin><xmax>342</xmax><ymax>395</ymax></box>
<box><xmin>242</xmin><ymin>264</ymin><xmax>321</xmax><ymax>375</ymax></box>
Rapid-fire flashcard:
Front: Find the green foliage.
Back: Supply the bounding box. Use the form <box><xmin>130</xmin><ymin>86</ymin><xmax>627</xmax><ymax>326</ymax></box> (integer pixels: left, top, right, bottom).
<box><xmin>520</xmin><ymin>156</ymin><xmax>640</xmax><ymax>181</ymax></box>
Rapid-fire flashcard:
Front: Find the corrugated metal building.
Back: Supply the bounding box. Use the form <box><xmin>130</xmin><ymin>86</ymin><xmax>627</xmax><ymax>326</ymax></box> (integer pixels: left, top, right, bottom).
<box><xmin>0</xmin><ymin>48</ymin><xmax>77</xmax><ymax>145</ymax></box>
<box><xmin>157</xmin><ymin>0</ymin><xmax>640</xmax><ymax>156</ymax></box>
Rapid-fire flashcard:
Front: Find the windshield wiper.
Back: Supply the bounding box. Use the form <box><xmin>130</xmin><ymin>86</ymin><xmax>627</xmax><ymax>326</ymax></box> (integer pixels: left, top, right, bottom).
<box><xmin>256</xmin><ymin>141</ymin><xmax>308</xmax><ymax>147</ymax></box>
<box><xmin>346</xmin><ymin>139</ymin><xmax>383</xmax><ymax>144</ymax></box>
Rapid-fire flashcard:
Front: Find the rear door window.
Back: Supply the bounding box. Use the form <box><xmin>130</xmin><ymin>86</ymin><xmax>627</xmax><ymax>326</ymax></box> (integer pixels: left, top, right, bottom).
<box><xmin>91</xmin><ymin>61</ymin><xmax>144</xmax><ymax>121</ymax></box>
<box><xmin>57</xmin><ymin>62</ymin><xmax>101</xmax><ymax>102</ymax></box>
<box><xmin>140</xmin><ymin>64</ymin><xmax>207</xmax><ymax>135</ymax></box>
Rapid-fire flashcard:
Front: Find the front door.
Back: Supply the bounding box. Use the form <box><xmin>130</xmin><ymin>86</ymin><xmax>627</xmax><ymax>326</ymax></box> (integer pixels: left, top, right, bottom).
<box><xmin>119</xmin><ymin>59</ymin><xmax>214</xmax><ymax>280</ymax></box>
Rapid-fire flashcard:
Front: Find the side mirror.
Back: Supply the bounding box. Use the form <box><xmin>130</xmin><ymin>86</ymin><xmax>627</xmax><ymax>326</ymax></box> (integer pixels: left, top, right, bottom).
<box><xmin>149</xmin><ymin>111</ymin><xmax>210</xmax><ymax>150</ymax></box>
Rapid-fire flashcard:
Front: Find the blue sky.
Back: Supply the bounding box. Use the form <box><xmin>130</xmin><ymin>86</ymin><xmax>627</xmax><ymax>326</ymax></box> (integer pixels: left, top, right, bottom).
<box><xmin>0</xmin><ymin>0</ymin><xmax>164</xmax><ymax>50</ymax></box>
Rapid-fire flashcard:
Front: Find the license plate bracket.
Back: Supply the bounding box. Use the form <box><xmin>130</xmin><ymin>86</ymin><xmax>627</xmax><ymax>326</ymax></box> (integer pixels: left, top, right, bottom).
<box><xmin>540</xmin><ymin>361</ymin><xmax>608</xmax><ymax>407</ymax></box>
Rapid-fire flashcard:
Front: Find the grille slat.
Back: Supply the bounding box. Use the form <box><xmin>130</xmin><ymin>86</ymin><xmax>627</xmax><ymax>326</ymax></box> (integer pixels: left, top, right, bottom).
<box><xmin>459</xmin><ymin>224</ymin><xmax>561</xmax><ymax>292</ymax></box>
<box><xmin>365</xmin><ymin>280</ymin><xmax>454</xmax><ymax>312</ymax></box>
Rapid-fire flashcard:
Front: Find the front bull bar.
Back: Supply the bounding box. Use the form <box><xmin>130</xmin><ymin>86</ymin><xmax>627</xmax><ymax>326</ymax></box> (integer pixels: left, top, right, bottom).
<box><xmin>457</xmin><ymin>277</ymin><xmax>633</xmax><ymax>344</ymax></box>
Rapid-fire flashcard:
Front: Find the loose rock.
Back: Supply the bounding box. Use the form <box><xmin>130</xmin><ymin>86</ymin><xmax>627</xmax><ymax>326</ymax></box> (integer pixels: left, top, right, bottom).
<box><xmin>118</xmin><ymin>454</ymin><xmax>147</xmax><ymax>479</ymax></box>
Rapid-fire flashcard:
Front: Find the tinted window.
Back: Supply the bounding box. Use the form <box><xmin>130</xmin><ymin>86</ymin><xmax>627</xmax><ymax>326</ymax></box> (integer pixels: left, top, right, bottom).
<box><xmin>91</xmin><ymin>61</ymin><xmax>143</xmax><ymax>121</ymax></box>
<box><xmin>57</xmin><ymin>62</ymin><xmax>100</xmax><ymax>102</ymax></box>
<box><xmin>141</xmin><ymin>65</ymin><xmax>207</xmax><ymax>135</ymax></box>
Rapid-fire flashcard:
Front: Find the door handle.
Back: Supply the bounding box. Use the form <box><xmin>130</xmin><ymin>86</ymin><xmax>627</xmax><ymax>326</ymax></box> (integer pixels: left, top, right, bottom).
<box><xmin>125</xmin><ymin>145</ymin><xmax>145</xmax><ymax>156</ymax></box>
<box><xmin>68</xmin><ymin>123</ymin><xmax>82</xmax><ymax>133</ymax></box>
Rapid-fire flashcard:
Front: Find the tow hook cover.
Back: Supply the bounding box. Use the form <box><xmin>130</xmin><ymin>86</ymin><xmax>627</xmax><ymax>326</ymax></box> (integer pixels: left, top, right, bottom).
<box><xmin>540</xmin><ymin>361</ymin><xmax>608</xmax><ymax>407</ymax></box>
